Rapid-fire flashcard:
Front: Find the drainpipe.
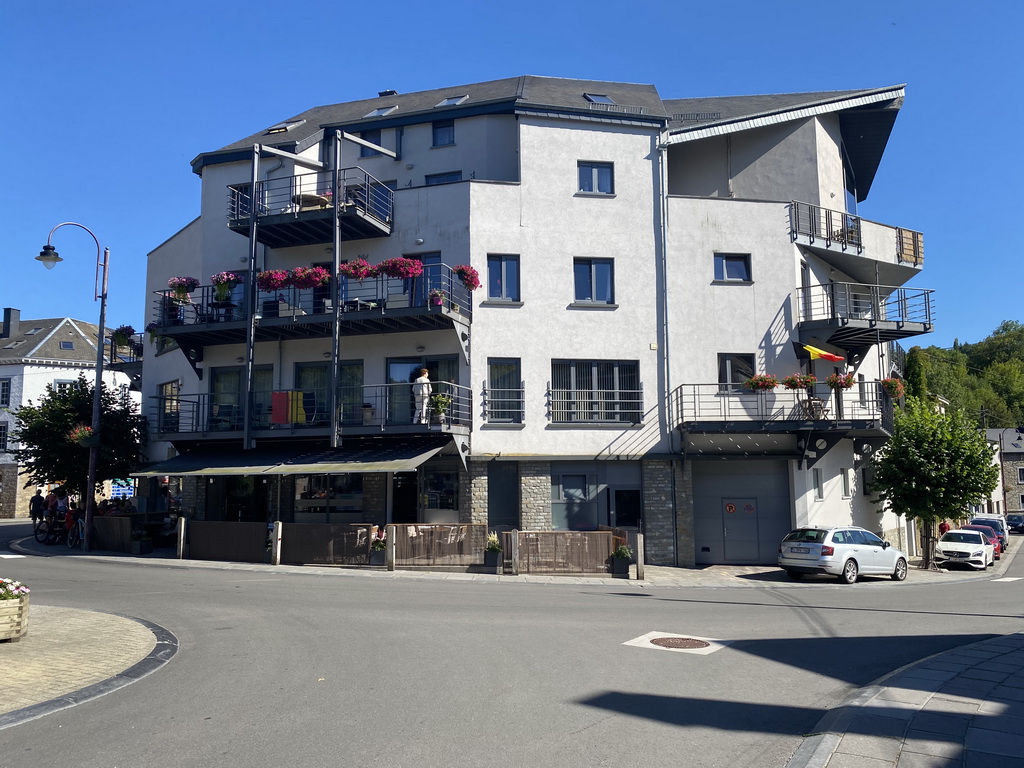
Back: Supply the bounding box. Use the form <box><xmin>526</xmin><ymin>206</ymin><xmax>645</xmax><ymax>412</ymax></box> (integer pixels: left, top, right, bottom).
<box><xmin>330</xmin><ymin>131</ymin><xmax>343</xmax><ymax>448</ymax></box>
<box><xmin>243</xmin><ymin>146</ymin><xmax>261</xmax><ymax>450</ymax></box>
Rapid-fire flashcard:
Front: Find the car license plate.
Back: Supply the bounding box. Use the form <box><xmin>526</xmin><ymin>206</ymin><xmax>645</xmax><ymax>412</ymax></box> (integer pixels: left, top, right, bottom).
<box><xmin>790</xmin><ymin>547</ymin><xmax>810</xmax><ymax>554</ymax></box>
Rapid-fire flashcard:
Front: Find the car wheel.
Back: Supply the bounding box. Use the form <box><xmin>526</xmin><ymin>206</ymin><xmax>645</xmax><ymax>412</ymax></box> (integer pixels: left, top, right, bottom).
<box><xmin>839</xmin><ymin>559</ymin><xmax>858</xmax><ymax>584</ymax></box>
<box><xmin>785</xmin><ymin>570</ymin><xmax>803</xmax><ymax>580</ymax></box>
<box><xmin>891</xmin><ymin>558</ymin><xmax>907</xmax><ymax>581</ymax></box>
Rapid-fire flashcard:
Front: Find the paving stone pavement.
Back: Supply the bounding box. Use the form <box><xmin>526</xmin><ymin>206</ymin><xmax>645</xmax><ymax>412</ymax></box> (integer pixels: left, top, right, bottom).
<box><xmin>3</xmin><ymin>529</ymin><xmax>1022</xmax><ymax>766</ymax></box>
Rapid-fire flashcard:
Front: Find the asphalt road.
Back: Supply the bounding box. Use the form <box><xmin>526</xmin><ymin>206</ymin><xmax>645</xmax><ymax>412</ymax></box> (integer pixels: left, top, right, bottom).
<box><xmin>1</xmin><ymin>519</ymin><xmax>1022</xmax><ymax>768</ymax></box>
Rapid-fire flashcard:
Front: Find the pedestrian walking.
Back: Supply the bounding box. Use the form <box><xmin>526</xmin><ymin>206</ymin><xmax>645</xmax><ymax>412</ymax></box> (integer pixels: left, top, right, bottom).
<box><xmin>28</xmin><ymin>489</ymin><xmax>45</xmax><ymax>525</ymax></box>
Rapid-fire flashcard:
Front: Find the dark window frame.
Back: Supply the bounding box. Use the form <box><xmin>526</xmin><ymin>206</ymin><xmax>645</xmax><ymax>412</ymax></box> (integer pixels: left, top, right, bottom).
<box><xmin>487</xmin><ymin>254</ymin><xmax>520</xmax><ymax>301</ymax></box>
<box><xmin>713</xmin><ymin>252</ymin><xmax>752</xmax><ymax>283</ymax></box>
<box><xmin>577</xmin><ymin>161</ymin><xmax>614</xmax><ymax>195</ymax></box>
<box><xmin>573</xmin><ymin>258</ymin><xmax>614</xmax><ymax>304</ymax></box>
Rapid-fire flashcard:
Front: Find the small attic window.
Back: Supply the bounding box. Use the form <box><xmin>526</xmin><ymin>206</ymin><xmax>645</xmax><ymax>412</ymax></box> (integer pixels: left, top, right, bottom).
<box><xmin>436</xmin><ymin>95</ymin><xmax>468</xmax><ymax>107</ymax></box>
<box><xmin>60</xmin><ymin>341</ymin><xmax>75</xmax><ymax>350</ymax></box>
<box><xmin>265</xmin><ymin>119</ymin><xmax>305</xmax><ymax>135</ymax></box>
<box><xmin>584</xmin><ymin>93</ymin><xmax>615</xmax><ymax>104</ymax></box>
<box><xmin>364</xmin><ymin>105</ymin><xmax>397</xmax><ymax>118</ymax></box>
<box><xmin>24</xmin><ymin>327</ymin><xmax>43</xmax><ymax>335</ymax></box>
<box><xmin>3</xmin><ymin>340</ymin><xmax>24</xmax><ymax>349</ymax></box>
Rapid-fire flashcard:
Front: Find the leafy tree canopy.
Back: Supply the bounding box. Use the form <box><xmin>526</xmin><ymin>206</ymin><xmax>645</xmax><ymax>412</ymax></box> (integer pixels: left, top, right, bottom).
<box><xmin>12</xmin><ymin>376</ymin><xmax>148</xmax><ymax>498</ymax></box>
<box><xmin>871</xmin><ymin>396</ymin><xmax>998</xmax><ymax>524</ymax></box>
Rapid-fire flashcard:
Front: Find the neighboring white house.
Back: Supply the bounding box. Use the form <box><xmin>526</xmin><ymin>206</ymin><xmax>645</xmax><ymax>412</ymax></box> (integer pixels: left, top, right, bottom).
<box><xmin>138</xmin><ymin>76</ymin><xmax>933</xmax><ymax>565</ymax></box>
<box><xmin>0</xmin><ymin>307</ymin><xmax>140</xmax><ymax>518</ymax></box>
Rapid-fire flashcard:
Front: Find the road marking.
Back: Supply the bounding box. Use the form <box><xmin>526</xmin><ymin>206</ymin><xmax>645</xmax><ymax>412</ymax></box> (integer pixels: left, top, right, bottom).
<box><xmin>623</xmin><ymin>631</ymin><xmax>732</xmax><ymax>655</ymax></box>
<box><xmin>0</xmin><ymin>554</ymin><xmax>25</xmax><ymax>559</ymax></box>
<box><xmin>993</xmin><ymin>577</ymin><xmax>1022</xmax><ymax>582</ymax></box>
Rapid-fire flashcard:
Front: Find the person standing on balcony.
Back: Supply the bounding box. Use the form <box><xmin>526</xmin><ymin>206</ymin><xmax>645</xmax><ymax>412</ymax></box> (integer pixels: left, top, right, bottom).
<box><xmin>413</xmin><ymin>368</ymin><xmax>432</xmax><ymax>424</ymax></box>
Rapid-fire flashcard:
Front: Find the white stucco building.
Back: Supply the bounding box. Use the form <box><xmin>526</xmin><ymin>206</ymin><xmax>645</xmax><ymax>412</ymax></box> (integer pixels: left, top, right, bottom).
<box><xmin>138</xmin><ymin>76</ymin><xmax>933</xmax><ymax>565</ymax></box>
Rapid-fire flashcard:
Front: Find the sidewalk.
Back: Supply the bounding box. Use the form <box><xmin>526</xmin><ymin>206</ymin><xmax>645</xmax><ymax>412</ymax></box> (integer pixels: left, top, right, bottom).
<box><xmin>3</xmin><ymin>530</ymin><xmax>1021</xmax><ymax>765</ymax></box>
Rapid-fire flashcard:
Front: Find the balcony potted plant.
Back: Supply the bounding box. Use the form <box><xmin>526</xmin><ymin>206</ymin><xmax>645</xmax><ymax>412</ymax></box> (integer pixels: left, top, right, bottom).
<box><xmin>211</xmin><ymin>271</ymin><xmax>240</xmax><ymax>302</ymax></box>
<box><xmin>0</xmin><ymin>577</ymin><xmax>30</xmax><ymax>642</ymax></box>
<box><xmin>743</xmin><ymin>374</ymin><xmax>779</xmax><ymax>392</ymax></box>
<box><xmin>369</xmin><ymin>529</ymin><xmax>386</xmax><ymax>566</ymax></box>
<box><xmin>781</xmin><ymin>373</ymin><xmax>817</xmax><ymax>390</ymax></box>
<box><xmin>256</xmin><ymin>270</ymin><xmax>290</xmax><ymax>292</ymax></box>
<box><xmin>881</xmin><ymin>377</ymin><xmax>906</xmax><ymax>399</ymax></box>
<box><xmin>429</xmin><ymin>289</ymin><xmax>446</xmax><ymax>306</ymax></box>
<box><xmin>453</xmin><ymin>264</ymin><xmax>480</xmax><ymax>291</ymax></box>
<box><xmin>167</xmin><ymin>276</ymin><xmax>199</xmax><ymax>304</ymax></box>
<box><xmin>145</xmin><ymin>320</ymin><xmax>164</xmax><ymax>344</ymax></box>
<box><xmin>429</xmin><ymin>392</ymin><xmax>452</xmax><ymax>423</ymax></box>
<box><xmin>611</xmin><ymin>542</ymin><xmax>632</xmax><ymax>577</ymax></box>
<box><xmin>825</xmin><ymin>372</ymin><xmax>855</xmax><ymax>390</ymax></box>
<box><xmin>289</xmin><ymin>266</ymin><xmax>331</xmax><ymax>290</ymax></box>
<box><xmin>111</xmin><ymin>324</ymin><xmax>135</xmax><ymax>348</ymax></box>
<box><xmin>377</xmin><ymin>257</ymin><xmax>423</xmax><ymax>279</ymax></box>
<box><xmin>484</xmin><ymin>531</ymin><xmax>502</xmax><ymax>572</ymax></box>
<box><xmin>338</xmin><ymin>259</ymin><xmax>378</xmax><ymax>282</ymax></box>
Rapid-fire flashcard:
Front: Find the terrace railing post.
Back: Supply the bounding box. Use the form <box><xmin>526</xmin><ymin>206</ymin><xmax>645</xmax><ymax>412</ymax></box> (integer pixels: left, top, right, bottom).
<box><xmin>635</xmin><ymin>533</ymin><xmax>645</xmax><ymax>581</ymax></box>
<box><xmin>509</xmin><ymin>529</ymin><xmax>520</xmax><ymax>575</ymax></box>
<box><xmin>271</xmin><ymin>521</ymin><xmax>283</xmax><ymax>566</ymax></box>
<box><xmin>386</xmin><ymin>524</ymin><xmax>396</xmax><ymax>571</ymax></box>
<box><xmin>176</xmin><ymin>516</ymin><xmax>187</xmax><ymax>560</ymax></box>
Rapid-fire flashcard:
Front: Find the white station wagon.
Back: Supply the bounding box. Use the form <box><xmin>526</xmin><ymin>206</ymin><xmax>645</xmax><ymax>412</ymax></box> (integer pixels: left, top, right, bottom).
<box><xmin>778</xmin><ymin>526</ymin><xmax>909</xmax><ymax>584</ymax></box>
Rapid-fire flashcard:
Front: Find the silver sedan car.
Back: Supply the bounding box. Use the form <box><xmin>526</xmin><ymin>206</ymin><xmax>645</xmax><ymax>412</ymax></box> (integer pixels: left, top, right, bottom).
<box><xmin>778</xmin><ymin>526</ymin><xmax>909</xmax><ymax>584</ymax></box>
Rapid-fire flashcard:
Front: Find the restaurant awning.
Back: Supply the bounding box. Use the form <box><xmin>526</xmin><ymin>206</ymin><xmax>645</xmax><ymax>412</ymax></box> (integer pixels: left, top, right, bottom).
<box><xmin>132</xmin><ymin>435</ymin><xmax>456</xmax><ymax>477</ymax></box>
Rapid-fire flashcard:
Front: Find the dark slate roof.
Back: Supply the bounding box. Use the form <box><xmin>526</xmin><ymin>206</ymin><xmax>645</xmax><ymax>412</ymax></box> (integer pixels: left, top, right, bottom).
<box><xmin>0</xmin><ymin>317</ymin><xmax>102</xmax><ymax>364</ymax></box>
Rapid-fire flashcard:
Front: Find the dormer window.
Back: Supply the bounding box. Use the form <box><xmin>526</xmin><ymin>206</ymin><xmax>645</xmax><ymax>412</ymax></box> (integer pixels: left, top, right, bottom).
<box><xmin>265</xmin><ymin>119</ymin><xmax>305</xmax><ymax>135</ymax></box>
<box><xmin>584</xmin><ymin>93</ymin><xmax>615</xmax><ymax>104</ymax></box>
<box><xmin>364</xmin><ymin>105</ymin><xmax>397</xmax><ymax>118</ymax></box>
<box><xmin>435</xmin><ymin>95</ymin><xmax>468</xmax><ymax>107</ymax></box>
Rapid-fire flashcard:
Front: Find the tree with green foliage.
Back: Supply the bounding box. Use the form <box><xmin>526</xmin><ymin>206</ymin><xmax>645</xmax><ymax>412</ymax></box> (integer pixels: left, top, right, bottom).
<box><xmin>12</xmin><ymin>376</ymin><xmax>148</xmax><ymax>498</ymax></box>
<box><xmin>904</xmin><ymin>346</ymin><xmax>929</xmax><ymax>399</ymax></box>
<box><xmin>871</xmin><ymin>396</ymin><xmax>998</xmax><ymax>566</ymax></box>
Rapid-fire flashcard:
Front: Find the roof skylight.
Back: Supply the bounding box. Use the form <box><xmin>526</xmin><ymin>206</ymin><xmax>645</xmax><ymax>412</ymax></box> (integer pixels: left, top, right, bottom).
<box><xmin>436</xmin><ymin>95</ymin><xmax>468</xmax><ymax>107</ymax></box>
<box><xmin>265</xmin><ymin>119</ymin><xmax>306</xmax><ymax>135</ymax></box>
<box><xmin>584</xmin><ymin>93</ymin><xmax>616</xmax><ymax>104</ymax></box>
<box><xmin>364</xmin><ymin>105</ymin><xmax>398</xmax><ymax>118</ymax></box>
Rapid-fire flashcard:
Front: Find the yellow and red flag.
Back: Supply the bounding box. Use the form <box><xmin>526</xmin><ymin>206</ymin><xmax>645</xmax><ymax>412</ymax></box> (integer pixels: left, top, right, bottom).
<box><xmin>803</xmin><ymin>344</ymin><xmax>845</xmax><ymax>362</ymax></box>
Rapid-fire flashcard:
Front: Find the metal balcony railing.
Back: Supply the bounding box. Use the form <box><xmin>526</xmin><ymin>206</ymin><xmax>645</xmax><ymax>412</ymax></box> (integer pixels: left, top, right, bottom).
<box><xmin>547</xmin><ymin>386</ymin><xmax>644</xmax><ymax>424</ymax></box>
<box><xmin>791</xmin><ymin>201</ymin><xmax>862</xmax><ymax>250</ymax></box>
<box><xmin>671</xmin><ymin>382</ymin><xmax>894</xmax><ymax>430</ymax></box>
<box><xmin>482</xmin><ymin>384</ymin><xmax>525</xmax><ymax>424</ymax></box>
<box><xmin>798</xmin><ymin>283</ymin><xmax>934</xmax><ymax>326</ymax></box>
<box><xmin>150</xmin><ymin>383</ymin><xmax>473</xmax><ymax>435</ymax></box>
<box><xmin>228</xmin><ymin>168</ymin><xmax>393</xmax><ymax>227</ymax></box>
<box><xmin>151</xmin><ymin>262</ymin><xmax>474</xmax><ymax>326</ymax></box>
<box><xmin>108</xmin><ymin>332</ymin><xmax>144</xmax><ymax>365</ymax></box>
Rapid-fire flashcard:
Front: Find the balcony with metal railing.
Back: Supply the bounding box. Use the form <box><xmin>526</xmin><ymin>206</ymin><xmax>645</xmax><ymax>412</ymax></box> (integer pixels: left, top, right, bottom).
<box><xmin>548</xmin><ymin>386</ymin><xmax>644</xmax><ymax>424</ymax></box>
<box><xmin>227</xmin><ymin>168</ymin><xmax>393</xmax><ymax>248</ymax></box>
<box><xmin>671</xmin><ymin>382</ymin><xmax>894</xmax><ymax>436</ymax></box>
<box><xmin>150</xmin><ymin>263</ymin><xmax>473</xmax><ymax>347</ymax></box>
<box><xmin>797</xmin><ymin>282</ymin><xmax>934</xmax><ymax>348</ymax></box>
<box><xmin>150</xmin><ymin>382</ymin><xmax>473</xmax><ymax>440</ymax></box>
<box><xmin>482</xmin><ymin>385</ymin><xmax>526</xmax><ymax>425</ymax></box>
<box><xmin>790</xmin><ymin>201</ymin><xmax>924</xmax><ymax>268</ymax></box>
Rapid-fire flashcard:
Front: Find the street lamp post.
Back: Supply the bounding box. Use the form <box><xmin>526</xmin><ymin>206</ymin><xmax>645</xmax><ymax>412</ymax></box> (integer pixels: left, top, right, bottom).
<box><xmin>37</xmin><ymin>222</ymin><xmax>110</xmax><ymax>552</ymax></box>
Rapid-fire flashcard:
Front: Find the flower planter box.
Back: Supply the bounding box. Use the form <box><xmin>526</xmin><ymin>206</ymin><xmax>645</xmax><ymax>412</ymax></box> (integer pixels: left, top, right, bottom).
<box><xmin>369</xmin><ymin>549</ymin><xmax>386</xmax><ymax>566</ymax></box>
<box><xmin>0</xmin><ymin>596</ymin><xmax>30</xmax><ymax>642</ymax></box>
<box><xmin>611</xmin><ymin>557</ymin><xmax>630</xmax><ymax>577</ymax></box>
<box><xmin>484</xmin><ymin>549</ymin><xmax>502</xmax><ymax>574</ymax></box>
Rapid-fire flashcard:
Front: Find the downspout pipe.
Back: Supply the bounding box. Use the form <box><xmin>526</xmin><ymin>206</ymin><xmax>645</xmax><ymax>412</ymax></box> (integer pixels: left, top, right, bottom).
<box><xmin>330</xmin><ymin>131</ymin><xmax>343</xmax><ymax>448</ymax></box>
<box><xmin>242</xmin><ymin>145</ymin><xmax>261</xmax><ymax>450</ymax></box>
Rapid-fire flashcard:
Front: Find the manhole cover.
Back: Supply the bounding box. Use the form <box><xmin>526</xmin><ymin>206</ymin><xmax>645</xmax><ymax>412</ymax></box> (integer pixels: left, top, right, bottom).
<box><xmin>650</xmin><ymin>637</ymin><xmax>710</xmax><ymax>650</ymax></box>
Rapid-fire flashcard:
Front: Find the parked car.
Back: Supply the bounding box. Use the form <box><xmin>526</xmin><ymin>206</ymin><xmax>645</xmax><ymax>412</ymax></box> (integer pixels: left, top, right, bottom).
<box><xmin>970</xmin><ymin>517</ymin><xmax>1008</xmax><ymax>551</ymax></box>
<box><xmin>1007</xmin><ymin>513</ymin><xmax>1024</xmax><ymax>534</ymax></box>
<box><xmin>778</xmin><ymin>526</ymin><xmax>908</xmax><ymax>584</ymax></box>
<box><xmin>935</xmin><ymin>530</ymin><xmax>994</xmax><ymax>570</ymax></box>
<box><xmin>961</xmin><ymin>524</ymin><xmax>1004</xmax><ymax>559</ymax></box>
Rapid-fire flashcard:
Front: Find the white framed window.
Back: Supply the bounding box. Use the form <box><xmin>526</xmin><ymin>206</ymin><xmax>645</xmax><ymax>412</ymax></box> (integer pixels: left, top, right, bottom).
<box><xmin>53</xmin><ymin>379</ymin><xmax>76</xmax><ymax>393</ymax></box>
<box><xmin>573</xmin><ymin>258</ymin><xmax>614</xmax><ymax>304</ymax></box>
<box><xmin>487</xmin><ymin>254</ymin><xmax>520</xmax><ymax>301</ymax></box>
<box><xmin>813</xmin><ymin>469</ymin><xmax>824</xmax><ymax>500</ymax></box>
<box><xmin>1018</xmin><ymin>467</ymin><xmax>1024</xmax><ymax>484</ymax></box>
<box><xmin>577</xmin><ymin>161</ymin><xmax>614</xmax><ymax>195</ymax></box>
<box><xmin>713</xmin><ymin>253</ymin><xmax>751</xmax><ymax>282</ymax></box>
<box><xmin>59</xmin><ymin>340</ymin><xmax>75</xmax><ymax>350</ymax></box>
<box><xmin>0</xmin><ymin>378</ymin><xmax>10</xmax><ymax>407</ymax></box>
<box><xmin>0</xmin><ymin>423</ymin><xmax>7</xmax><ymax>452</ymax></box>
<box><xmin>432</xmin><ymin>119</ymin><xmax>455</xmax><ymax>147</ymax></box>
<box><xmin>841</xmin><ymin>468</ymin><xmax>852</xmax><ymax>498</ymax></box>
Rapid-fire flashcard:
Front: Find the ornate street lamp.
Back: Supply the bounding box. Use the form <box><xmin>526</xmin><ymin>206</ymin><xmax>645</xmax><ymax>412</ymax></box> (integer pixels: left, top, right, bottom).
<box><xmin>37</xmin><ymin>223</ymin><xmax>109</xmax><ymax>552</ymax></box>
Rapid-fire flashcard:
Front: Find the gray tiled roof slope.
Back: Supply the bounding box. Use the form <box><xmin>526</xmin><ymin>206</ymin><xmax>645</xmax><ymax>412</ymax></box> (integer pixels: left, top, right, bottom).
<box><xmin>663</xmin><ymin>86</ymin><xmax>903</xmax><ymax>129</ymax></box>
<box><xmin>207</xmin><ymin>75</ymin><xmax>666</xmax><ymax>157</ymax></box>
<box><xmin>0</xmin><ymin>318</ymin><xmax>101</xmax><ymax>364</ymax></box>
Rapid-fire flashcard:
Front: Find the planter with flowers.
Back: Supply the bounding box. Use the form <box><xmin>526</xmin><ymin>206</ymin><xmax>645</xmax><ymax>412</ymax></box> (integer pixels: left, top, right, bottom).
<box><xmin>429</xmin><ymin>289</ymin><xmax>446</xmax><ymax>306</ymax></box>
<box><xmin>484</xmin><ymin>531</ymin><xmax>503</xmax><ymax>572</ymax></box>
<box><xmin>1</xmin><ymin>577</ymin><xmax>31</xmax><ymax>642</ymax></box>
<box><xmin>825</xmin><ymin>372</ymin><xmax>855</xmax><ymax>391</ymax></box>
<box><xmin>611</xmin><ymin>542</ymin><xmax>633</xmax><ymax>577</ymax></box>
<box><xmin>111</xmin><ymin>324</ymin><xmax>136</xmax><ymax>348</ymax></box>
<box><xmin>145</xmin><ymin>320</ymin><xmax>164</xmax><ymax>344</ymax></box>
<box><xmin>453</xmin><ymin>264</ymin><xmax>480</xmax><ymax>291</ymax></box>
<box><xmin>289</xmin><ymin>266</ymin><xmax>331</xmax><ymax>290</ymax></box>
<box><xmin>377</xmin><ymin>257</ymin><xmax>424</xmax><ymax>280</ymax></box>
<box><xmin>743</xmin><ymin>374</ymin><xmax>779</xmax><ymax>392</ymax></box>
<box><xmin>211</xmin><ymin>271</ymin><xmax>241</xmax><ymax>302</ymax></box>
<box><xmin>68</xmin><ymin>424</ymin><xmax>99</xmax><ymax>448</ymax></box>
<box><xmin>338</xmin><ymin>259</ymin><xmax>378</xmax><ymax>282</ymax></box>
<box><xmin>256</xmin><ymin>270</ymin><xmax>290</xmax><ymax>293</ymax></box>
<box><xmin>167</xmin><ymin>276</ymin><xmax>199</xmax><ymax>304</ymax></box>
<box><xmin>881</xmin><ymin>377</ymin><xmax>905</xmax><ymax>400</ymax></box>
<box><xmin>369</xmin><ymin>529</ymin><xmax>387</xmax><ymax>565</ymax></box>
<box><xmin>781</xmin><ymin>373</ymin><xmax>817</xmax><ymax>390</ymax></box>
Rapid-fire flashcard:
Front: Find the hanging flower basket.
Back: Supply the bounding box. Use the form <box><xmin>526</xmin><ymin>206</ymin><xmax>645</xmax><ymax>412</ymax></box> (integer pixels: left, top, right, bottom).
<box><xmin>338</xmin><ymin>259</ymin><xmax>378</xmax><ymax>281</ymax></box>
<box><xmin>881</xmin><ymin>377</ymin><xmax>905</xmax><ymax>399</ymax></box>
<box><xmin>781</xmin><ymin>373</ymin><xmax>817</xmax><ymax>390</ymax></box>
<box><xmin>256</xmin><ymin>270</ymin><xmax>290</xmax><ymax>292</ymax></box>
<box><xmin>211</xmin><ymin>271</ymin><xmax>240</xmax><ymax>301</ymax></box>
<box><xmin>825</xmin><ymin>372</ymin><xmax>855</xmax><ymax>390</ymax></box>
<box><xmin>111</xmin><ymin>324</ymin><xmax>135</xmax><ymax>348</ymax></box>
<box><xmin>743</xmin><ymin>374</ymin><xmax>779</xmax><ymax>392</ymax></box>
<box><xmin>453</xmin><ymin>264</ymin><xmax>480</xmax><ymax>291</ymax></box>
<box><xmin>167</xmin><ymin>276</ymin><xmax>199</xmax><ymax>303</ymax></box>
<box><xmin>145</xmin><ymin>320</ymin><xmax>163</xmax><ymax>343</ymax></box>
<box><xmin>68</xmin><ymin>424</ymin><xmax>100</xmax><ymax>447</ymax></box>
<box><xmin>377</xmin><ymin>257</ymin><xmax>423</xmax><ymax>279</ymax></box>
<box><xmin>288</xmin><ymin>266</ymin><xmax>331</xmax><ymax>289</ymax></box>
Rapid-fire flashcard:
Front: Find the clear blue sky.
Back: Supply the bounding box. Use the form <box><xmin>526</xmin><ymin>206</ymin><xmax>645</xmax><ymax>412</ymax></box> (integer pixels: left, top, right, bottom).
<box><xmin>2</xmin><ymin>0</ymin><xmax>1019</xmax><ymax>349</ymax></box>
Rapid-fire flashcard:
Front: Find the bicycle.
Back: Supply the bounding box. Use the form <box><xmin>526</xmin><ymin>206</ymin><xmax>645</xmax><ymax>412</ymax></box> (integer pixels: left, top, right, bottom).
<box><xmin>33</xmin><ymin>518</ymin><xmax>51</xmax><ymax>544</ymax></box>
<box><xmin>67</xmin><ymin>513</ymin><xmax>86</xmax><ymax>549</ymax></box>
